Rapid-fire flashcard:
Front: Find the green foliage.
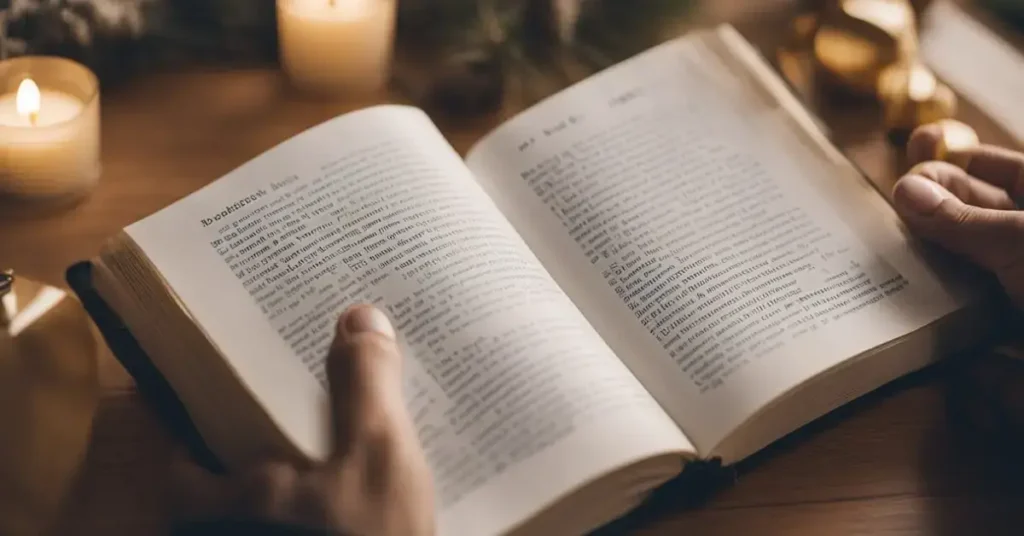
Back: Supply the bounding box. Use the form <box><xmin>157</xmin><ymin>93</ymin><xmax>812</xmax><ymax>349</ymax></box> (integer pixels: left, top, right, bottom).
<box><xmin>0</xmin><ymin>0</ymin><xmax>695</xmax><ymax>112</ymax></box>
<box><xmin>577</xmin><ymin>0</ymin><xmax>699</xmax><ymax>58</ymax></box>
<box><xmin>0</xmin><ymin>0</ymin><xmax>279</xmax><ymax>83</ymax></box>
<box><xmin>396</xmin><ymin>0</ymin><xmax>696</xmax><ymax>65</ymax></box>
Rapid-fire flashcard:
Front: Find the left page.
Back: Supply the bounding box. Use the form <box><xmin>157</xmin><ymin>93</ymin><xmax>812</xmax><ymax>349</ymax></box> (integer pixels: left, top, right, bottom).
<box><xmin>123</xmin><ymin>106</ymin><xmax>691</xmax><ymax>536</ymax></box>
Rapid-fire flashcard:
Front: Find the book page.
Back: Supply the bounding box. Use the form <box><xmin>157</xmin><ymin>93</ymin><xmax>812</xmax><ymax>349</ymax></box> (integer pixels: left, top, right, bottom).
<box><xmin>465</xmin><ymin>30</ymin><xmax>970</xmax><ymax>456</ymax></box>
<box><xmin>124</xmin><ymin>106</ymin><xmax>690</xmax><ymax>536</ymax></box>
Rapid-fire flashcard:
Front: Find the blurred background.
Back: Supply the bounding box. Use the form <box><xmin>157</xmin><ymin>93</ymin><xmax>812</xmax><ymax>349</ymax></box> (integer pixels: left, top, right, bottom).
<box><xmin>3</xmin><ymin>1</ymin><xmax>1024</xmax><ymax>535</ymax></box>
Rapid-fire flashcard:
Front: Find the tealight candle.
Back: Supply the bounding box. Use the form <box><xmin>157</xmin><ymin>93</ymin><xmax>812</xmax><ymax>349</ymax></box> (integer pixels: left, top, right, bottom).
<box><xmin>0</xmin><ymin>57</ymin><xmax>99</xmax><ymax>207</ymax></box>
<box><xmin>277</xmin><ymin>0</ymin><xmax>396</xmax><ymax>95</ymax></box>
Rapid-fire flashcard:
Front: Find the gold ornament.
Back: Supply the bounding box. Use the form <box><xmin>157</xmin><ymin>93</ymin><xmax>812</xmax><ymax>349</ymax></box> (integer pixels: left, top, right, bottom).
<box><xmin>788</xmin><ymin>12</ymin><xmax>822</xmax><ymax>50</ymax></box>
<box><xmin>813</xmin><ymin>0</ymin><xmax>918</xmax><ymax>94</ymax></box>
<box><xmin>777</xmin><ymin>12</ymin><xmax>820</xmax><ymax>99</ymax></box>
<box><xmin>878</xmin><ymin>61</ymin><xmax>957</xmax><ymax>143</ymax></box>
<box><xmin>783</xmin><ymin>0</ymin><xmax>974</xmax><ymax>152</ymax></box>
<box><xmin>0</xmin><ymin>270</ymin><xmax>99</xmax><ymax>536</ymax></box>
<box><xmin>933</xmin><ymin>119</ymin><xmax>980</xmax><ymax>170</ymax></box>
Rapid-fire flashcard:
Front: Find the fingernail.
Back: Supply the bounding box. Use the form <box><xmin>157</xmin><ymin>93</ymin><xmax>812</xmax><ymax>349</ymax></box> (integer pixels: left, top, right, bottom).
<box><xmin>895</xmin><ymin>174</ymin><xmax>950</xmax><ymax>214</ymax></box>
<box><xmin>341</xmin><ymin>305</ymin><xmax>395</xmax><ymax>340</ymax></box>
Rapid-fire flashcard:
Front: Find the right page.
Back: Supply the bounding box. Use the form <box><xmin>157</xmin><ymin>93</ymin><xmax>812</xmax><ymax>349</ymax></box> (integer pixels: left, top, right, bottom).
<box><xmin>465</xmin><ymin>26</ymin><xmax>977</xmax><ymax>458</ymax></box>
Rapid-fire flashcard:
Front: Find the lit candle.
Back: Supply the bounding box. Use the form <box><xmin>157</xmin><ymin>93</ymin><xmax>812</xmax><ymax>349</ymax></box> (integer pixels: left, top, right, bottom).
<box><xmin>277</xmin><ymin>0</ymin><xmax>396</xmax><ymax>95</ymax></box>
<box><xmin>0</xmin><ymin>57</ymin><xmax>100</xmax><ymax>207</ymax></box>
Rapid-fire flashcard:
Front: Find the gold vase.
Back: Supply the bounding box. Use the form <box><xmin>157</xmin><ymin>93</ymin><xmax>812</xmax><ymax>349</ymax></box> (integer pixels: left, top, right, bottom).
<box><xmin>0</xmin><ymin>271</ymin><xmax>100</xmax><ymax>536</ymax></box>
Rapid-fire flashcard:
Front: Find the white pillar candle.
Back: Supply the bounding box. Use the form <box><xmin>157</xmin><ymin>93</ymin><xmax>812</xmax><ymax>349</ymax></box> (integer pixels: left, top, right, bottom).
<box><xmin>0</xmin><ymin>57</ymin><xmax>100</xmax><ymax>208</ymax></box>
<box><xmin>277</xmin><ymin>0</ymin><xmax>396</xmax><ymax>95</ymax></box>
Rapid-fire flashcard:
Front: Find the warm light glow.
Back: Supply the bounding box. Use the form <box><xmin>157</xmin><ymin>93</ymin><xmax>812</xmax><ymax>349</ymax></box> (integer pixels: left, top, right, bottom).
<box><xmin>15</xmin><ymin>77</ymin><xmax>40</xmax><ymax>126</ymax></box>
<box><xmin>936</xmin><ymin>120</ymin><xmax>980</xmax><ymax>162</ymax></box>
<box><xmin>844</xmin><ymin>0</ymin><xmax>912</xmax><ymax>34</ymax></box>
<box><xmin>943</xmin><ymin>125</ymin><xmax>978</xmax><ymax>152</ymax></box>
<box><xmin>908</xmin><ymin>66</ymin><xmax>937</xmax><ymax>100</ymax></box>
<box><xmin>326</xmin><ymin>0</ymin><xmax>370</xmax><ymax>16</ymax></box>
<box><xmin>8</xmin><ymin>287</ymin><xmax>65</xmax><ymax>337</ymax></box>
<box><xmin>815</xmin><ymin>28</ymin><xmax>880</xmax><ymax>73</ymax></box>
<box><xmin>16</xmin><ymin>78</ymin><xmax>40</xmax><ymax>125</ymax></box>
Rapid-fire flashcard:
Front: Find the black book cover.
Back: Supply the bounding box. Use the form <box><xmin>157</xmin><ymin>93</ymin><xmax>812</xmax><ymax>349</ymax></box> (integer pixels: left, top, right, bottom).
<box><xmin>66</xmin><ymin>261</ymin><xmax>225</xmax><ymax>475</ymax></box>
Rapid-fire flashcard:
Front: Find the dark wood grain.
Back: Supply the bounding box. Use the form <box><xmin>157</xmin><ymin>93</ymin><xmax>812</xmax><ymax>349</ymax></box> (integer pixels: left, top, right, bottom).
<box><xmin>2</xmin><ymin>2</ymin><xmax>1023</xmax><ymax>535</ymax></box>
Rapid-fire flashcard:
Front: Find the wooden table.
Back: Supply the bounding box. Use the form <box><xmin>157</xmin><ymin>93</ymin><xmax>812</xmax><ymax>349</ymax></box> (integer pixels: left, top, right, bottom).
<box><xmin>2</xmin><ymin>3</ymin><xmax>1024</xmax><ymax>535</ymax></box>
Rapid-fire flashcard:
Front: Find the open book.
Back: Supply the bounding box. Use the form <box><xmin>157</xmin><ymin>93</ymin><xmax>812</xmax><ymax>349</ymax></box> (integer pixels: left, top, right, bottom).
<box><xmin>87</xmin><ymin>25</ymin><xmax>993</xmax><ymax>536</ymax></box>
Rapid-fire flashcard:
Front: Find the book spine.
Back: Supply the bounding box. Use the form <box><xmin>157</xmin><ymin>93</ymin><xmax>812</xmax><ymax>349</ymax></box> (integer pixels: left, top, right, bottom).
<box><xmin>66</xmin><ymin>261</ymin><xmax>226</xmax><ymax>475</ymax></box>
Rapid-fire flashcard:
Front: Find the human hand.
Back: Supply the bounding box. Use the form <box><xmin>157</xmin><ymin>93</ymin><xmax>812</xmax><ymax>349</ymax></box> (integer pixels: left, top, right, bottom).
<box><xmin>892</xmin><ymin>123</ymin><xmax>1024</xmax><ymax>307</ymax></box>
<box><xmin>172</xmin><ymin>304</ymin><xmax>435</xmax><ymax>536</ymax></box>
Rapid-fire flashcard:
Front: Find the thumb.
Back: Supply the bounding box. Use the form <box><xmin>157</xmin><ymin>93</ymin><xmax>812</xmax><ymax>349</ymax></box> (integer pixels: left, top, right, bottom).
<box><xmin>326</xmin><ymin>304</ymin><xmax>409</xmax><ymax>460</ymax></box>
<box><xmin>893</xmin><ymin>173</ymin><xmax>1024</xmax><ymax>273</ymax></box>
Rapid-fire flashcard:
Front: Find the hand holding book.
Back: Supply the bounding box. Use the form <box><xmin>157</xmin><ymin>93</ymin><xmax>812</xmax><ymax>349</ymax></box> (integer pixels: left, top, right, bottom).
<box><xmin>161</xmin><ymin>120</ymin><xmax>1024</xmax><ymax>536</ymax></box>
<box><xmin>163</xmin><ymin>121</ymin><xmax>1024</xmax><ymax>536</ymax></box>
<box><xmin>894</xmin><ymin>123</ymin><xmax>1024</xmax><ymax>308</ymax></box>
<box><xmin>80</xmin><ymin>26</ymin><xmax>1002</xmax><ymax>535</ymax></box>
<box><xmin>172</xmin><ymin>305</ymin><xmax>435</xmax><ymax>536</ymax></box>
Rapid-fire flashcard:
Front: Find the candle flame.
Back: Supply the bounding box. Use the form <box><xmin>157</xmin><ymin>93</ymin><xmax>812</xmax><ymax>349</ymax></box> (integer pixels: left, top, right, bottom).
<box><xmin>16</xmin><ymin>78</ymin><xmax>40</xmax><ymax>126</ymax></box>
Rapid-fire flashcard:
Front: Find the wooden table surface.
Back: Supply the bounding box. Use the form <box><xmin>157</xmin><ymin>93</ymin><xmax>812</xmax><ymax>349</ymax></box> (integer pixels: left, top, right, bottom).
<box><xmin>2</xmin><ymin>2</ymin><xmax>1024</xmax><ymax>535</ymax></box>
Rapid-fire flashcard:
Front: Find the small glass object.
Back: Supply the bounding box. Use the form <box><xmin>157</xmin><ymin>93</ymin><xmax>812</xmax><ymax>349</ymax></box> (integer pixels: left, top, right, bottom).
<box><xmin>0</xmin><ymin>270</ymin><xmax>99</xmax><ymax>535</ymax></box>
<box><xmin>277</xmin><ymin>0</ymin><xmax>397</xmax><ymax>96</ymax></box>
<box><xmin>0</xmin><ymin>57</ymin><xmax>101</xmax><ymax>211</ymax></box>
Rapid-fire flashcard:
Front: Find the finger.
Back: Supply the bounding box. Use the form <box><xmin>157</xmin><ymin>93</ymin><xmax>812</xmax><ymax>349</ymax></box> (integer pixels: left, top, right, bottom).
<box><xmin>961</xmin><ymin>145</ymin><xmax>1024</xmax><ymax>202</ymax></box>
<box><xmin>907</xmin><ymin>123</ymin><xmax>945</xmax><ymax>167</ymax></box>
<box><xmin>893</xmin><ymin>173</ymin><xmax>1024</xmax><ymax>272</ymax></box>
<box><xmin>906</xmin><ymin>161</ymin><xmax>1015</xmax><ymax>210</ymax></box>
<box><xmin>908</xmin><ymin>124</ymin><xmax>1024</xmax><ymax>200</ymax></box>
<box><xmin>327</xmin><ymin>304</ymin><xmax>408</xmax><ymax>459</ymax></box>
<box><xmin>169</xmin><ymin>448</ymin><xmax>233</xmax><ymax>521</ymax></box>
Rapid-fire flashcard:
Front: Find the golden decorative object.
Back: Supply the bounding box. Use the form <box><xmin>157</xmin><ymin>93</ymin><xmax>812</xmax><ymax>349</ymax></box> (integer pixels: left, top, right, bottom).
<box><xmin>878</xmin><ymin>61</ymin><xmax>957</xmax><ymax>143</ymax></box>
<box><xmin>933</xmin><ymin>119</ymin><xmax>980</xmax><ymax>169</ymax></box>
<box><xmin>788</xmin><ymin>12</ymin><xmax>822</xmax><ymax>50</ymax></box>
<box><xmin>0</xmin><ymin>270</ymin><xmax>99</xmax><ymax>536</ymax></box>
<box><xmin>784</xmin><ymin>0</ymin><xmax>973</xmax><ymax>152</ymax></box>
<box><xmin>777</xmin><ymin>47</ymin><xmax>813</xmax><ymax>99</ymax></box>
<box><xmin>813</xmin><ymin>0</ymin><xmax>918</xmax><ymax>94</ymax></box>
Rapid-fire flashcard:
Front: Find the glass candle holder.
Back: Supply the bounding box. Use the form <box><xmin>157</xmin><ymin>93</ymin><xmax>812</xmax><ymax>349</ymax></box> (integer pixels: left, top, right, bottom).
<box><xmin>0</xmin><ymin>269</ymin><xmax>99</xmax><ymax>535</ymax></box>
<box><xmin>0</xmin><ymin>56</ymin><xmax>100</xmax><ymax>208</ymax></box>
<box><xmin>277</xmin><ymin>0</ymin><xmax>397</xmax><ymax>96</ymax></box>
